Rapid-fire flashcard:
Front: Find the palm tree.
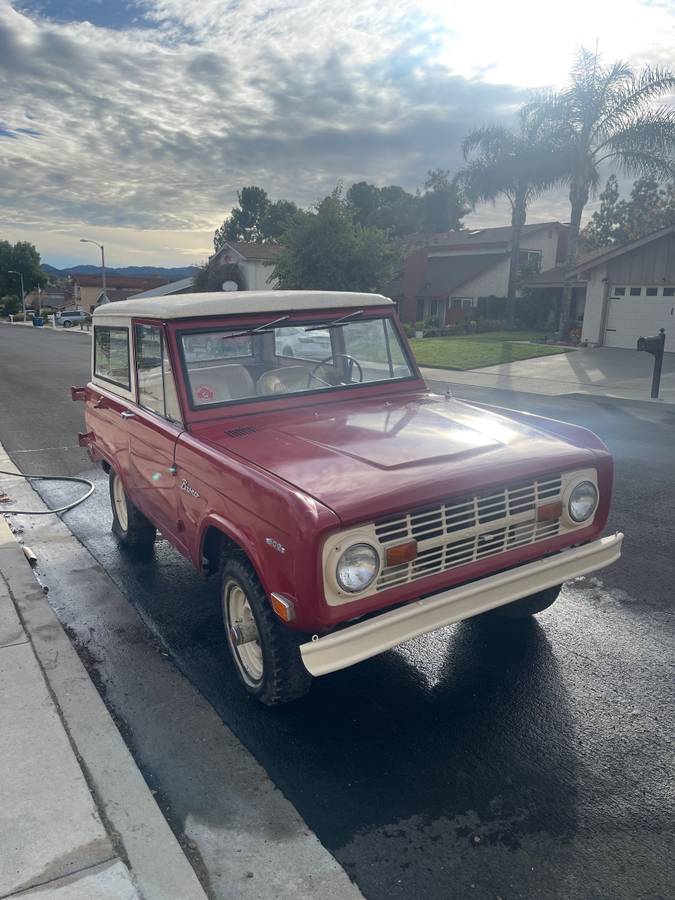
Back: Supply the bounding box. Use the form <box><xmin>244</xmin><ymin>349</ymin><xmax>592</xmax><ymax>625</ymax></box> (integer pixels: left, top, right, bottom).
<box><xmin>456</xmin><ymin>108</ymin><xmax>565</xmax><ymax>327</ymax></box>
<box><xmin>528</xmin><ymin>49</ymin><xmax>675</xmax><ymax>337</ymax></box>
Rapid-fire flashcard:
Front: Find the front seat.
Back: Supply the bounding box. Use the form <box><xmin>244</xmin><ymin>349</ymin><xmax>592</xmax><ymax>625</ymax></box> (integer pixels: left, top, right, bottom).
<box><xmin>191</xmin><ymin>363</ymin><xmax>255</xmax><ymax>404</ymax></box>
<box><xmin>257</xmin><ymin>366</ymin><xmax>310</xmax><ymax>395</ymax></box>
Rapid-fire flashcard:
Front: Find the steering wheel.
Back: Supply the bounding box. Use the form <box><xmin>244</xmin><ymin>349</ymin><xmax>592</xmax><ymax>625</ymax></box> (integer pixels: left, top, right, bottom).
<box><xmin>308</xmin><ymin>354</ymin><xmax>363</xmax><ymax>387</ymax></box>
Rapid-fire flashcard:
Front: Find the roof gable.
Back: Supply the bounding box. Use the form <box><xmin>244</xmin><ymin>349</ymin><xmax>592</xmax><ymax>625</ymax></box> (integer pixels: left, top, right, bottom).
<box><xmin>571</xmin><ymin>225</ymin><xmax>675</xmax><ymax>274</ymax></box>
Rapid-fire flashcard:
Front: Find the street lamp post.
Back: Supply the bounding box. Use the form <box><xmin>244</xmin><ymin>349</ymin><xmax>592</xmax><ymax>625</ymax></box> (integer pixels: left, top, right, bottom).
<box><xmin>79</xmin><ymin>238</ymin><xmax>107</xmax><ymax>306</ymax></box>
<box><xmin>8</xmin><ymin>269</ymin><xmax>26</xmax><ymax>320</ymax></box>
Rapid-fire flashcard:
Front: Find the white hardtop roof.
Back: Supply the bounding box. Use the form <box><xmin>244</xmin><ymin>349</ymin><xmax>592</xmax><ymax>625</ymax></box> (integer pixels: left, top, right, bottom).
<box><xmin>92</xmin><ymin>290</ymin><xmax>393</xmax><ymax>320</ymax></box>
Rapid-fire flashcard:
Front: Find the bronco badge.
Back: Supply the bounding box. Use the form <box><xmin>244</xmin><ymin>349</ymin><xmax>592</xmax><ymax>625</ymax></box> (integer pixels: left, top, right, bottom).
<box><xmin>180</xmin><ymin>479</ymin><xmax>200</xmax><ymax>498</ymax></box>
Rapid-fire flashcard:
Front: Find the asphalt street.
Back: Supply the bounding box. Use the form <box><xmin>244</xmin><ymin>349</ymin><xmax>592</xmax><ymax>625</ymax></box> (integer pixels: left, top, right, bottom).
<box><xmin>1</xmin><ymin>324</ymin><xmax>674</xmax><ymax>900</ymax></box>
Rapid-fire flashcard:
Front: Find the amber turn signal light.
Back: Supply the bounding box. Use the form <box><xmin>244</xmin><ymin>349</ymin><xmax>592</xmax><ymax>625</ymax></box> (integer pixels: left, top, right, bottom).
<box><xmin>385</xmin><ymin>540</ymin><xmax>418</xmax><ymax>567</ymax></box>
<box><xmin>537</xmin><ymin>501</ymin><xmax>563</xmax><ymax>522</ymax></box>
<box><xmin>270</xmin><ymin>593</ymin><xmax>296</xmax><ymax>622</ymax></box>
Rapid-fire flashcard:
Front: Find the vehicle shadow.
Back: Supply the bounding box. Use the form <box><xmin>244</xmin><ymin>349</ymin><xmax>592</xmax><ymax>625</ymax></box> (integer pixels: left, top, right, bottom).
<box><xmin>45</xmin><ymin>477</ymin><xmax>580</xmax><ymax>899</ymax></box>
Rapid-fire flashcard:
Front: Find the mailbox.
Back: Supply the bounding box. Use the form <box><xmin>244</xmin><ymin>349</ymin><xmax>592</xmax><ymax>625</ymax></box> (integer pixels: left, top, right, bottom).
<box><xmin>636</xmin><ymin>328</ymin><xmax>665</xmax><ymax>399</ymax></box>
<box><xmin>637</xmin><ymin>332</ymin><xmax>665</xmax><ymax>355</ymax></box>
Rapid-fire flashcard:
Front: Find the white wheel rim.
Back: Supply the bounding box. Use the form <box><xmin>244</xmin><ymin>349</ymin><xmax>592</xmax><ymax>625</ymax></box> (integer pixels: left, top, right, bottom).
<box><xmin>225</xmin><ymin>581</ymin><xmax>264</xmax><ymax>685</ymax></box>
<box><xmin>112</xmin><ymin>475</ymin><xmax>128</xmax><ymax>531</ymax></box>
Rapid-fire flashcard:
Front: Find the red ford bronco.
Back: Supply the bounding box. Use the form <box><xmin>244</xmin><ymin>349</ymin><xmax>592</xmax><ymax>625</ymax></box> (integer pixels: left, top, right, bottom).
<box><xmin>74</xmin><ymin>291</ymin><xmax>622</xmax><ymax>704</ymax></box>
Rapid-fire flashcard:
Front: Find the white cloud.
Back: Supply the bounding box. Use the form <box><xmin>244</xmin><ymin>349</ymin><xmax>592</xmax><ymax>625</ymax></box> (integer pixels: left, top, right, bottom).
<box><xmin>1</xmin><ymin>0</ymin><xmax>673</xmax><ymax>265</ymax></box>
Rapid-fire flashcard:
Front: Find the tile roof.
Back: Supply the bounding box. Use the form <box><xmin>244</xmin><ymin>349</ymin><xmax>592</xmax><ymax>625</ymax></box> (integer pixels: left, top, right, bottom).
<box><xmin>214</xmin><ymin>242</ymin><xmax>283</xmax><ymax>262</ymax></box>
<box><xmin>418</xmin><ymin>253</ymin><xmax>506</xmax><ymax>298</ymax></box>
<box><xmin>405</xmin><ymin>221</ymin><xmax>565</xmax><ymax>250</ymax></box>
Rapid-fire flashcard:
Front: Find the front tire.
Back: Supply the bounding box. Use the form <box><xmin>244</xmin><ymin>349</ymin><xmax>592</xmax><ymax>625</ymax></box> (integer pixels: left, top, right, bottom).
<box><xmin>493</xmin><ymin>584</ymin><xmax>562</xmax><ymax>619</ymax></box>
<box><xmin>109</xmin><ymin>470</ymin><xmax>156</xmax><ymax>548</ymax></box>
<box><xmin>62</xmin><ymin>319</ymin><xmax>73</xmax><ymax>328</ymax></box>
<box><xmin>221</xmin><ymin>555</ymin><xmax>311</xmax><ymax>705</ymax></box>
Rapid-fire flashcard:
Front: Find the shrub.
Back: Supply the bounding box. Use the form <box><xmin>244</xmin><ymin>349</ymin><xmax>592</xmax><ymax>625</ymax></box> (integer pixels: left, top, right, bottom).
<box><xmin>473</xmin><ymin>318</ymin><xmax>505</xmax><ymax>333</ymax></box>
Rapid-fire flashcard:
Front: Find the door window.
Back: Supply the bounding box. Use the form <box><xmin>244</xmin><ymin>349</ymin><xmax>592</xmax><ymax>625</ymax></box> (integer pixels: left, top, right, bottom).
<box><xmin>94</xmin><ymin>326</ymin><xmax>130</xmax><ymax>389</ymax></box>
<box><xmin>135</xmin><ymin>324</ymin><xmax>182</xmax><ymax>424</ymax></box>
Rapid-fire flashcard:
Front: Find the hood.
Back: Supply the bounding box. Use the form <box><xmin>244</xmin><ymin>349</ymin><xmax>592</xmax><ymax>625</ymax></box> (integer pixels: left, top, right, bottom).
<box><xmin>194</xmin><ymin>392</ymin><xmax>597</xmax><ymax>523</ymax></box>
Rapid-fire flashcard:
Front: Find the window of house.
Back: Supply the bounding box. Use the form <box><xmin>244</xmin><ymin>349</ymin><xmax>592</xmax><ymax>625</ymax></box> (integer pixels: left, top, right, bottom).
<box><xmin>645</xmin><ymin>287</ymin><xmax>658</xmax><ymax>297</ymax></box>
<box><xmin>612</xmin><ymin>287</ymin><xmax>626</xmax><ymax>297</ymax></box>
<box><xmin>94</xmin><ymin>326</ymin><xmax>130</xmax><ymax>389</ymax></box>
<box><xmin>416</xmin><ymin>299</ymin><xmax>425</xmax><ymax>321</ymax></box>
<box><xmin>629</xmin><ymin>287</ymin><xmax>642</xmax><ymax>297</ymax></box>
<box><xmin>518</xmin><ymin>250</ymin><xmax>542</xmax><ymax>270</ymax></box>
<box><xmin>135</xmin><ymin>324</ymin><xmax>182</xmax><ymax>423</ymax></box>
<box><xmin>663</xmin><ymin>287</ymin><xmax>675</xmax><ymax>297</ymax></box>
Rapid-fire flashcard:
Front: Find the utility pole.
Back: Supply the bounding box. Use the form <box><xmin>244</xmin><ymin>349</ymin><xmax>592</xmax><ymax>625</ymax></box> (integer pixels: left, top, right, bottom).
<box><xmin>8</xmin><ymin>269</ymin><xmax>26</xmax><ymax>319</ymax></box>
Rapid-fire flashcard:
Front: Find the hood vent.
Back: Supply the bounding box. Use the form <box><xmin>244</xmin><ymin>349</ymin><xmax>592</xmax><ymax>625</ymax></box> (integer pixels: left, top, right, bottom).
<box><xmin>224</xmin><ymin>426</ymin><xmax>257</xmax><ymax>438</ymax></box>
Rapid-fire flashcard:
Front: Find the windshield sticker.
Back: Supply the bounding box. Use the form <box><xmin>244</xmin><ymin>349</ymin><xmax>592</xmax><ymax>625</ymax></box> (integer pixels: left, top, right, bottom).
<box><xmin>196</xmin><ymin>384</ymin><xmax>215</xmax><ymax>402</ymax></box>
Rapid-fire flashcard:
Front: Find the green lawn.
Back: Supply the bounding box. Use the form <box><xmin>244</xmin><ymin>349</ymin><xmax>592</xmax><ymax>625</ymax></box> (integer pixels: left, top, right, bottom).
<box><xmin>409</xmin><ymin>331</ymin><xmax>571</xmax><ymax>370</ymax></box>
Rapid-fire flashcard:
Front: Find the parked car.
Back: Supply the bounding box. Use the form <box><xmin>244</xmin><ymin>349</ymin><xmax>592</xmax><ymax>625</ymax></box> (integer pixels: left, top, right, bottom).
<box><xmin>274</xmin><ymin>325</ymin><xmax>332</xmax><ymax>360</ymax></box>
<box><xmin>74</xmin><ymin>291</ymin><xmax>623</xmax><ymax>705</ymax></box>
<box><xmin>56</xmin><ymin>309</ymin><xmax>88</xmax><ymax>327</ymax></box>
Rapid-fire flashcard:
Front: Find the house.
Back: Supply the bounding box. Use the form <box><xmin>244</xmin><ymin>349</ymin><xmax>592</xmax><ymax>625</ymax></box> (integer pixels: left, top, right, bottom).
<box><xmin>528</xmin><ymin>225</ymin><xmax>675</xmax><ymax>350</ymax></box>
<box><xmin>24</xmin><ymin>282</ymin><xmax>74</xmax><ymax>311</ymax></box>
<box><xmin>128</xmin><ymin>276</ymin><xmax>195</xmax><ymax>300</ymax></box>
<box><xmin>390</xmin><ymin>222</ymin><xmax>568</xmax><ymax>323</ymax></box>
<box><xmin>206</xmin><ymin>242</ymin><xmax>281</xmax><ymax>291</ymax></box>
<box><xmin>72</xmin><ymin>275</ymin><xmax>169</xmax><ymax>313</ymax></box>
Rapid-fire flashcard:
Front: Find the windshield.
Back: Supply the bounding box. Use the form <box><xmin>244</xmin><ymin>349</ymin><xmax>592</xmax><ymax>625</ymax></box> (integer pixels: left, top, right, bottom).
<box><xmin>179</xmin><ymin>316</ymin><xmax>414</xmax><ymax>407</ymax></box>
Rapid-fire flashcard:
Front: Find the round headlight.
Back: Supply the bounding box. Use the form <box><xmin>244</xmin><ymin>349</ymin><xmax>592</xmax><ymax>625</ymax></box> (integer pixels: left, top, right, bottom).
<box><xmin>336</xmin><ymin>543</ymin><xmax>380</xmax><ymax>593</ymax></box>
<box><xmin>568</xmin><ymin>480</ymin><xmax>598</xmax><ymax>523</ymax></box>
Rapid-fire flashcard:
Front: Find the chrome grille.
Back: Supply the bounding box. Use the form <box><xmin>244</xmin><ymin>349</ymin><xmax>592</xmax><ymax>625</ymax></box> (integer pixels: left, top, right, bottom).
<box><xmin>375</xmin><ymin>475</ymin><xmax>562</xmax><ymax>590</ymax></box>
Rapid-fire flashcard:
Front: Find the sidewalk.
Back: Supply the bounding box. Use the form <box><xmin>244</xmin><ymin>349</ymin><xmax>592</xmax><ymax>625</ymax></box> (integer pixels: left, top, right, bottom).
<box><xmin>419</xmin><ymin>345</ymin><xmax>675</xmax><ymax>408</ymax></box>
<box><xmin>0</xmin><ymin>504</ymin><xmax>207</xmax><ymax>899</ymax></box>
<box><xmin>0</xmin><ymin>320</ymin><xmax>92</xmax><ymax>337</ymax></box>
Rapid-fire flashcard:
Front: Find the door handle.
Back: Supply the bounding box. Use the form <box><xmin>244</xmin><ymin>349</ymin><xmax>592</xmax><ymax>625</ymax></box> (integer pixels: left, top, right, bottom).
<box><xmin>120</xmin><ymin>411</ymin><xmax>136</xmax><ymax>419</ymax></box>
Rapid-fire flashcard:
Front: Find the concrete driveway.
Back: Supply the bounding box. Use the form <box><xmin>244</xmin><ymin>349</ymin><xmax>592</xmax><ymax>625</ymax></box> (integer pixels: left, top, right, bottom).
<box><xmin>420</xmin><ymin>346</ymin><xmax>675</xmax><ymax>405</ymax></box>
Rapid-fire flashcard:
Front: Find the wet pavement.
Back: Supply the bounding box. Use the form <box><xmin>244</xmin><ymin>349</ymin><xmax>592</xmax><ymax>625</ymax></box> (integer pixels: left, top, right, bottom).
<box><xmin>1</xmin><ymin>325</ymin><xmax>674</xmax><ymax>900</ymax></box>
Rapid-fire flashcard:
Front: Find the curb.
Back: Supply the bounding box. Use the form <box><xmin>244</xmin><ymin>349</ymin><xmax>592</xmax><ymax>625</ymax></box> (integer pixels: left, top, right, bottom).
<box><xmin>0</xmin><ymin>512</ymin><xmax>208</xmax><ymax>900</ymax></box>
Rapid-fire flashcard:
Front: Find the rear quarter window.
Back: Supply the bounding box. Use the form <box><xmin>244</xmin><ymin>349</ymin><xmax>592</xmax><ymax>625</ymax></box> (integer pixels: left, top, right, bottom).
<box><xmin>94</xmin><ymin>326</ymin><xmax>131</xmax><ymax>389</ymax></box>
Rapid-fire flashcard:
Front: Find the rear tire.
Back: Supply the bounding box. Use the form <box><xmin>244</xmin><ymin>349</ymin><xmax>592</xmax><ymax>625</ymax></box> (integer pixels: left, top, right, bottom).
<box><xmin>221</xmin><ymin>555</ymin><xmax>311</xmax><ymax>705</ymax></box>
<box><xmin>492</xmin><ymin>584</ymin><xmax>562</xmax><ymax>619</ymax></box>
<box><xmin>109</xmin><ymin>470</ymin><xmax>156</xmax><ymax>548</ymax></box>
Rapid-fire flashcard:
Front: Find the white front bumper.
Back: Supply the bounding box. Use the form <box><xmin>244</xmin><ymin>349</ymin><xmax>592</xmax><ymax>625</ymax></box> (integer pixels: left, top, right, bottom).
<box><xmin>300</xmin><ymin>533</ymin><xmax>623</xmax><ymax>676</ymax></box>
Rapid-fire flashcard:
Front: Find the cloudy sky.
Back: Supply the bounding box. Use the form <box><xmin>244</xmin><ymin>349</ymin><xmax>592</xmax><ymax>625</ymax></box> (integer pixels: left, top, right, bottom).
<box><xmin>2</xmin><ymin>0</ymin><xmax>674</xmax><ymax>268</ymax></box>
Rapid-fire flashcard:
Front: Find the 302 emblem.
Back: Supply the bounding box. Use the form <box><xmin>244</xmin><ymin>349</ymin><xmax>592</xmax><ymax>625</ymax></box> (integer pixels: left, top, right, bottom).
<box><xmin>266</xmin><ymin>537</ymin><xmax>286</xmax><ymax>554</ymax></box>
<box><xmin>180</xmin><ymin>479</ymin><xmax>200</xmax><ymax>498</ymax></box>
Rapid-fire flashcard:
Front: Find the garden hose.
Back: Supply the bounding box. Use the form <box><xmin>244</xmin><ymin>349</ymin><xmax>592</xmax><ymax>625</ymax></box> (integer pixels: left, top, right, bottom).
<box><xmin>0</xmin><ymin>470</ymin><xmax>95</xmax><ymax>515</ymax></box>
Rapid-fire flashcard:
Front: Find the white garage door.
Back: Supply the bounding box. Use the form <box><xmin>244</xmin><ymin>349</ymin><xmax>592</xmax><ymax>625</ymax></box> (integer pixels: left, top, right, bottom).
<box><xmin>604</xmin><ymin>286</ymin><xmax>675</xmax><ymax>350</ymax></box>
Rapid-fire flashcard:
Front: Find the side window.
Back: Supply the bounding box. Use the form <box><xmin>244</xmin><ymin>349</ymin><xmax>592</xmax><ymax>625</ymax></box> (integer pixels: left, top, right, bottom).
<box><xmin>135</xmin><ymin>324</ymin><xmax>182</xmax><ymax>424</ymax></box>
<box><xmin>94</xmin><ymin>326</ymin><xmax>130</xmax><ymax>389</ymax></box>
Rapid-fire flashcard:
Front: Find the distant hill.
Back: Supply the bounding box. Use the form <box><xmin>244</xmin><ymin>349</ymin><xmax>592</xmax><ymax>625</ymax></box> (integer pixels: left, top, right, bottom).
<box><xmin>42</xmin><ymin>264</ymin><xmax>200</xmax><ymax>280</ymax></box>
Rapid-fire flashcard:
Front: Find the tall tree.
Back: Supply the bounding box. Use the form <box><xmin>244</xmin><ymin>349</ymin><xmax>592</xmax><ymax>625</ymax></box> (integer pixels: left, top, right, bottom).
<box><xmin>579</xmin><ymin>175</ymin><xmax>622</xmax><ymax>249</ymax></box>
<box><xmin>529</xmin><ymin>49</ymin><xmax>675</xmax><ymax>336</ymax></box>
<box><xmin>0</xmin><ymin>240</ymin><xmax>47</xmax><ymax>300</ymax></box>
<box><xmin>581</xmin><ymin>174</ymin><xmax>675</xmax><ymax>249</ymax></box>
<box><xmin>213</xmin><ymin>187</ymin><xmax>299</xmax><ymax>248</ymax></box>
<box><xmin>273</xmin><ymin>191</ymin><xmax>395</xmax><ymax>292</ymax></box>
<box><xmin>417</xmin><ymin>169</ymin><xmax>468</xmax><ymax>233</ymax></box>
<box><xmin>456</xmin><ymin>109</ymin><xmax>565</xmax><ymax>326</ymax></box>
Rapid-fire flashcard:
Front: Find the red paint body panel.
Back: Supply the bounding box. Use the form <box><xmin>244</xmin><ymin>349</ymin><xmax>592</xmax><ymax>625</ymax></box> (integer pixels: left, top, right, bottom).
<box><xmin>83</xmin><ymin>306</ymin><xmax>616</xmax><ymax>635</ymax></box>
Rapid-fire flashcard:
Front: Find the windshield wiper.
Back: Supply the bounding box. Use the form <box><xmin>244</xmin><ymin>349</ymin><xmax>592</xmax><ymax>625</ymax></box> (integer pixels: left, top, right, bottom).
<box><xmin>221</xmin><ymin>315</ymin><xmax>290</xmax><ymax>340</ymax></box>
<box><xmin>304</xmin><ymin>310</ymin><xmax>364</xmax><ymax>333</ymax></box>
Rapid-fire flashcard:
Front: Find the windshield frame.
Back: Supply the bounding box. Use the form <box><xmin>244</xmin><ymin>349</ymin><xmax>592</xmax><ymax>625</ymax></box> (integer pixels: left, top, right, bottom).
<box><xmin>173</xmin><ymin>307</ymin><xmax>420</xmax><ymax>414</ymax></box>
